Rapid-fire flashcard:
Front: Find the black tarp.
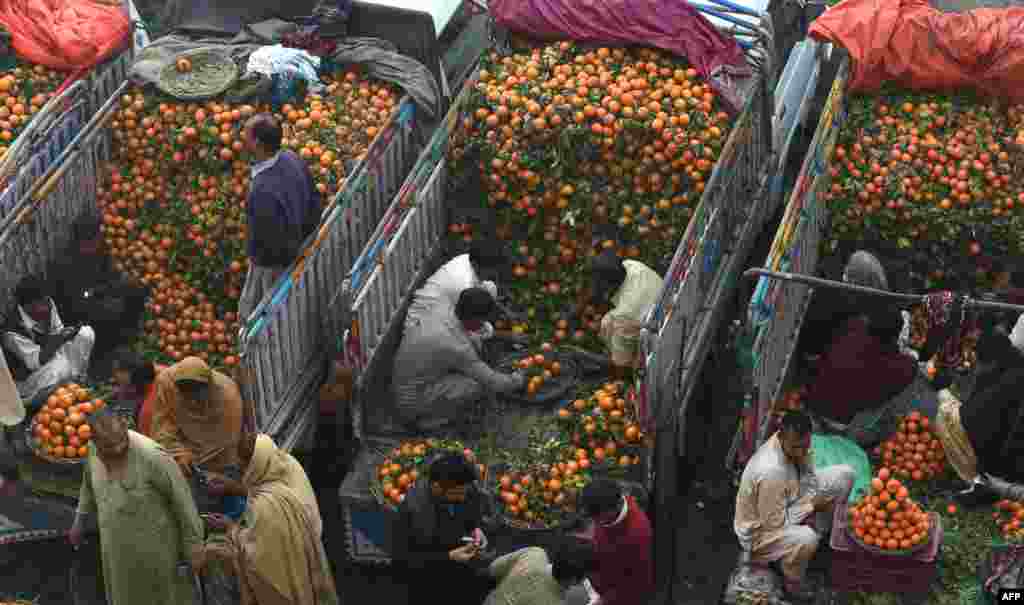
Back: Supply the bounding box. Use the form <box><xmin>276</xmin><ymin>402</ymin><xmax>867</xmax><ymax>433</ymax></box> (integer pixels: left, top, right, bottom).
<box><xmin>160</xmin><ymin>0</ymin><xmax>321</xmax><ymax>37</ymax></box>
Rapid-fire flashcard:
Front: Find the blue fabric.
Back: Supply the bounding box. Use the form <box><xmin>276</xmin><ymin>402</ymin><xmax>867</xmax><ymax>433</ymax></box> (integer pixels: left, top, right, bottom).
<box><xmin>224</xmin><ymin>496</ymin><xmax>247</xmax><ymax>520</ymax></box>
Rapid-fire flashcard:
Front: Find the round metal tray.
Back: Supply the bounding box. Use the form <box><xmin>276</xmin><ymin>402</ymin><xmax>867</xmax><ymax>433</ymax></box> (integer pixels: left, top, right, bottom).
<box><xmin>494</xmin><ymin>350</ymin><xmax>581</xmax><ymax>405</ymax></box>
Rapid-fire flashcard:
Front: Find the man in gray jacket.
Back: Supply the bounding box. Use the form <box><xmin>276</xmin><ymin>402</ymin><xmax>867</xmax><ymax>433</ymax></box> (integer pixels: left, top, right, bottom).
<box><xmin>392</xmin><ymin>288</ymin><xmax>525</xmax><ymax>433</ymax></box>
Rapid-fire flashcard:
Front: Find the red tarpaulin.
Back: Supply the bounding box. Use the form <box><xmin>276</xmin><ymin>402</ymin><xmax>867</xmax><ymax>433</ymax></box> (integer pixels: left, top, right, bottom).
<box><xmin>0</xmin><ymin>0</ymin><xmax>130</xmax><ymax>72</ymax></box>
<box><xmin>489</xmin><ymin>0</ymin><xmax>754</xmax><ymax>113</ymax></box>
<box><xmin>810</xmin><ymin>0</ymin><xmax>1024</xmax><ymax>103</ymax></box>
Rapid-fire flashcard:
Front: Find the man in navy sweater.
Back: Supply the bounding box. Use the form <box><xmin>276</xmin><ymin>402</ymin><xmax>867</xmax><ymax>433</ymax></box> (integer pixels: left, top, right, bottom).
<box><xmin>238</xmin><ymin>114</ymin><xmax>322</xmax><ymax>321</ymax></box>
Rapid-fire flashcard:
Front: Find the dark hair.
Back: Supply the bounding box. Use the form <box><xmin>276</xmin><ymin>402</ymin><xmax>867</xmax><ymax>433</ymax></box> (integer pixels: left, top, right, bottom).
<box><xmin>428</xmin><ymin>453</ymin><xmax>477</xmax><ymax>485</ymax></box>
<box><xmin>867</xmin><ymin>306</ymin><xmax>904</xmax><ymax>346</ymax></box>
<box><xmin>592</xmin><ymin>250</ymin><xmax>627</xmax><ymax>295</ymax></box>
<box><xmin>454</xmin><ymin>287</ymin><xmax>496</xmax><ymax>321</ymax></box>
<box><xmin>0</xmin><ymin>459</ymin><xmax>20</xmax><ymax>484</ymax></box>
<box><xmin>111</xmin><ymin>348</ymin><xmax>157</xmax><ymax>388</ymax></box>
<box><xmin>87</xmin><ymin>407</ymin><xmax>126</xmax><ymax>435</ymax></box>
<box><xmin>579</xmin><ymin>479</ymin><xmax>623</xmax><ymax>517</ymax></box>
<box><xmin>248</xmin><ymin>113</ymin><xmax>282</xmax><ymax>151</ymax></box>
<box><xmin>780</xmin><ymin>409</ymin><xmax>812</xmax><ymax>436</ymax></box>
<box><xmin>72</xmin><ymin>215</ymin><xmax>101</xmax><ymax>242</ymax></box>
<box><xmin>14</xmin><ymin>276</ymin><xmax>49</xmax><ymax>307</ymax></box>
<box><xmin>468</xmin><ymin>240</ymin><xmax>508</xmax><ymax>271</ymax></box>
<box><xmin>976</xmin><ymin>326</ymin><xmax>1019</xmax><ymax>367</ymax></box>
<box><xmin>550</xmin><ymin>538</ymin><xmax>597</xmax><ymax>583</ymax></box>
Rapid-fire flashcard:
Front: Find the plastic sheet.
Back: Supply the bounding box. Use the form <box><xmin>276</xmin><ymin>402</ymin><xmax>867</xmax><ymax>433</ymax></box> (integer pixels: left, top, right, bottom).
<box><xmin>809</xmin><ymin>0</ymin><xmax>1024</xmax><ymax>103</ymax></box>
<box><xmin>811</xmin><ymin>434</ymin><xmax>872</xmax><ymax>499</ymax></box>
<box><xmin>0</xmin><ymin>0</ymin><xmax>130</xmax><ymax>72</ymax></box>
<box><xmin>489</xmin><ymin>0</ymin><xmax>754</xmax><ymax>113</ymax></box>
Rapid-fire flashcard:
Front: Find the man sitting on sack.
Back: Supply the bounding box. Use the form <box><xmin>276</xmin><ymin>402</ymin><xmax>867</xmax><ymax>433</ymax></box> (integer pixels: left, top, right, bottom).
<box><xmin>2</xmin><ymin>276</ymin><xmax>96</xmax><ymax>403</ymax></box>
<box><xmin>391</xmin><ymin>287</ymin><xmax>525</xmax><ymax>433</ymax></box>
<box><xmin>735</xmin><ymin>410</ymin><xmax>855</xmax><ymax>601</ymax></box>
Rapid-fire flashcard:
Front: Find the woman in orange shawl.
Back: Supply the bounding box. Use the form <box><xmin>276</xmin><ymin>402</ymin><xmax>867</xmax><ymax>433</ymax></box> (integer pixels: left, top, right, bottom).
<box><xmin>203</xmin><ymin>431</ymin><xmax>338</xmax><ymax>605</ymax></box>
<box><xmin>150</xmin><ymin>356</ymin><xmax>244</xmax><ymax>475</ymax></box>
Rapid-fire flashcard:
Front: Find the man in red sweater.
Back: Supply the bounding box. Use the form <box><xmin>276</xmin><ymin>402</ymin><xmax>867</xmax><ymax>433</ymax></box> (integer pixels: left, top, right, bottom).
<box><xmin>578</xmin><ymin>480</ymin><xmax>655</xmax><ymax>605</ymax></box>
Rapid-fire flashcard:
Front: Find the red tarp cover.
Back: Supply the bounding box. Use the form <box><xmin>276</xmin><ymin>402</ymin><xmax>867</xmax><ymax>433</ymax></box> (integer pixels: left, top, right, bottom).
<box><xmin>0</xmin><ymin>0</ymin><xmax>131</xmax><ymax>72</ymax></box>
<box><xmin>489</xmin><ymin>0</ymin><xmax>753</xmax><ymax>112</ymax></box>
<box><xmin>810</xmin><ymin>0</ymin><xmax>1024</xmax><ymax>103</ymax></box>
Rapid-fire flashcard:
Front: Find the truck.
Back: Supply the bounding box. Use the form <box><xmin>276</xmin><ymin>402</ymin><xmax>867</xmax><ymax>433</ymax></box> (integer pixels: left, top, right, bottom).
<box><xmin>325</xmin><ymin>5</ymin><xmax>828</xmax><ymax>601</ymax></box>
<box><xmin>732</xmin><ymin>3</ymin><xmax>1024</xmax><ymax>599</ymax></box>
<box><xmin>0</xmin><ymin>0</ymin><xmax>488</xmax><ymax>573</ymax></box>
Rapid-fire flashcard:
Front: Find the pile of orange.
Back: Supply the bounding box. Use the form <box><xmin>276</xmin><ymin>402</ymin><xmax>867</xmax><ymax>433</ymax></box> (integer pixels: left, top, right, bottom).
<box><xmin>993</xmin><ymin>499</ymin><xmax>1024</xmax><ymax>541</ymax></box>
<box><xmin>514</xmin><ymin>344</ymin><xmax>564</xmax><ymax>395</ymax></box>
<box><xmin>556</xmin><ymin>381</ymin><xmax>645</xmax><ymax>470</ymax></box>
<box><xmin>0</xmin><ymin>62</ymin><xmax>66</xmax><ymax>159</ymax></box>
<box><xmin>848</xmin><ymin>468</ymin><xmax>932</xmax><ymax>551</ymax></box>
<box><xmin>375</xmin><ymin>440</ymin><xmax>482</xmax><ymax>506</ymax></box>
<box><xmin>826</xmin><ymin>91</ymin><xmax>1024</xmax><ymax>291</ymax></box>
<box><xmin>495</xmin><ymin>465</ymin><xmax>587</xmax><ymax>527</ymax></box>
<box><xmin>449</xmin><ymin>38</ymin><xmax>732</xmax><ymax>347</ymax></box>
<box><xmin>100</xmin><ymin>71</ymin><xmax>401</xmax><ymax>367</ymax></box>
<box><xmin>872</xmin><ymin>411</ymin><xmax>947</xmax><ymax>481</ymax></box>
<box><xmin>29</xmin><ymin>383</ymin><xmax>105</xmax><ymax>460</ymax></box>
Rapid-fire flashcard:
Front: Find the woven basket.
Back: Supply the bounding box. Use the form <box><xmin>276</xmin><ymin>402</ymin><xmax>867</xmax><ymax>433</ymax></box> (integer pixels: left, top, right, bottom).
<box><xmin>157</xmin><ymin>49</ymin><xmax>239</xmax><ymax>101</ymax></box>
<box><xmin>845</xmin><ymin>511</ymin><xmax>937</xmax><ymax>557</ymax></box>
<box><xmin>25</xmin><ymin>405</ymin><xmax>136</xmax><ymax>466</ymax></box>
<box><xmin>370</xmin><ymin>443</ymin><xmax>480</xmax><ymax>512</ymax></box>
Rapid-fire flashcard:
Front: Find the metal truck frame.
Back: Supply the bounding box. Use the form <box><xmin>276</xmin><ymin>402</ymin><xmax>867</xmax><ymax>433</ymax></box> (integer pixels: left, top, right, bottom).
<box><xmin>332</xmin><ymin>5</ymin><xmax>830</xmax><ymax>590</ymax></box>
<box><xmin>730</xmin><ymin>43</ymin><xmax>851</xmax><ymax>468</ymax></box>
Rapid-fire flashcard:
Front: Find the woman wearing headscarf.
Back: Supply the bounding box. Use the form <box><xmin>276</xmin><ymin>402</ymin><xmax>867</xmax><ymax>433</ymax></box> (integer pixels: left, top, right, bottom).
<box><xmin>935</xmin><ymin>323</ymin><xmax>1024</xmax><ymax>504</ymax></box>
<box><xmin>150</xmin><ymin>356</ymin><xmax>244</xmax><ymax>475</ymax></box>
<box><xmin>202</xmin><ymin>430</ymin><xmax>338</xmax><ymax>605</ymax></box>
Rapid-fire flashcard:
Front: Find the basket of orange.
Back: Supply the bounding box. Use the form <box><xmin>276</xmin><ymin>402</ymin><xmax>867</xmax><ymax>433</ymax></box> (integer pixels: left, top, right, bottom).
<box><xmin>370</xmin><ymin>439</ymin><xmax>485</xmax><ymax>511</ymax></box>
<box><xmin>24</xmin><ymin>381</ymin><xmax>117</xmax><ymax>465</ymax></box>
<box><xmin>495</xmin><ymin>344</ymin><xmax>580</xmax><ymax>404</ymax></box>
<box><xmin>493</xmin><ymin>463</ymin><xmax>588</xmax><ymax>531</ymax></box>
<box><xmin>555</xmin><ymin>382</ymin><xmax>647</xmax><ymax>477</ymax></box>
<box><xmin>845</xmin><ymin>468</ymin><xmax>936</xmax><ymax>556</ymax></box>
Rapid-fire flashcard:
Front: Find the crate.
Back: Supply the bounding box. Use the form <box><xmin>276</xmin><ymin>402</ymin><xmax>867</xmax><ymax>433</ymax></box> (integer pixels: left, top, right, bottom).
<box><xmin>338</xmin><ymin>438</ymin><xmax>402</xmax><ymax>565</ymax></box>
<box><xmin>829</xmin><ymin>494</ymin><xmax>942</xmax><ymax>596</ymax></box>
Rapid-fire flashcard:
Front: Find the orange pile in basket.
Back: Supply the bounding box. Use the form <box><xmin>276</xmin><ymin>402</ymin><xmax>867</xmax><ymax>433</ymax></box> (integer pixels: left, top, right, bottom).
<box><xmin>29</xmin><ymin>383</ymin><xmax>106</xmax><ymax>459</ymax></box>
<box><xmin>848</xmin><ymin>468</ymin><xmax>931</xmax><ymax>551</ymax></box>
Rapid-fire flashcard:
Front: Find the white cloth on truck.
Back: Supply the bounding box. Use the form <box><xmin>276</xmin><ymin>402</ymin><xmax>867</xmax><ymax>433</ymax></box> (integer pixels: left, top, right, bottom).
<box><xmin>0</xmin><ymin>351</ymin><xmax>23</xmax><ymax>426</ymax></box>
<box><xmin>1010</xmin><ymin>312</ymin><xmax>1024</xmax><ymax>353</ymax></box>
<box><xmin>405</xmin><ymin>253</ymin><xmax>497</xmax><ymax>342</ymax></box>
